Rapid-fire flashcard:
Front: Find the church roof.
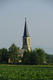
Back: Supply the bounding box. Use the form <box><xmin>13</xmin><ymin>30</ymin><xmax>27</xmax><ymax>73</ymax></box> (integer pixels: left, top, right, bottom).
<box><xmin>23</xmin><ymin>18</ymin><xmax>29</xmax><ymax>37</ymax></box>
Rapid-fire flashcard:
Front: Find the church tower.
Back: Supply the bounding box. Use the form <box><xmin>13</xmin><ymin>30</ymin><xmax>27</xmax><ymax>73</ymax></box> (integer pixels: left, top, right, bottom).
<box><xmin>22</xmin><ymin>18</ymin><xmax>31</xmax><ymax>51</ymax></box>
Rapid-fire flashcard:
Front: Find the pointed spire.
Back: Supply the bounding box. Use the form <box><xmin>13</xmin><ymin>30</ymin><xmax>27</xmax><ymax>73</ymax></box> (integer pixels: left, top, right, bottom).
<box><xmin>23</xmin><ymin>18</ymin><xmax>29</xmax><ymax>37</ymax></box>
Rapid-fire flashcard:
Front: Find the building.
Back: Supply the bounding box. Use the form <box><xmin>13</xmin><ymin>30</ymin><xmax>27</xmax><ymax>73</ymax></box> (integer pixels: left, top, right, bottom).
<box><xmin>8</xmin><ymin>18</ymin><xmax>31</xmax><ymax>63</ymax></box>
<box><xmin>22</xmin><ymin>18</ymin><xmax>31</xmax><ymax>51</ymax></box>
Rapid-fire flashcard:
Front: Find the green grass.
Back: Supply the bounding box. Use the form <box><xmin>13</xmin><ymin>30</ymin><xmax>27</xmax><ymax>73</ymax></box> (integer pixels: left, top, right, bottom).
<box><xmin>0</xmin><ymin>65</ymin><xmax>53</xmax><ymax>80</ymax></box>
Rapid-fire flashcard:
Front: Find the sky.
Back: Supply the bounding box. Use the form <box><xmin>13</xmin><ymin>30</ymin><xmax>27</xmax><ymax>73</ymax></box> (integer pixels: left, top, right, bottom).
<box><xmin>0</xmin><ymin>0</ymin><xmax>53</xmax><ymax>54</ymax></box>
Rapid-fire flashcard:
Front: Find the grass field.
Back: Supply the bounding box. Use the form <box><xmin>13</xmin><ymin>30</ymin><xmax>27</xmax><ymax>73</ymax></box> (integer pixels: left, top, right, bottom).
<box><xmin>0</xmin><ymin>65</ymin><xmax>53</xmax><ymax>80</ymax></box>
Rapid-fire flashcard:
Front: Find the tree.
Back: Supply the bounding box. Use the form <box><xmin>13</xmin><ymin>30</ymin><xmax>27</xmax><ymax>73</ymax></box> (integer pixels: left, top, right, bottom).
<box><xmin>22</xmin><ymin>51</ymin><xmax>30</xmax><ymax>64</ymax></box>
<box><xmin>22</xmin><ymin>48</ymin><xmax>46</xmax><ymax>65</ymax></box>
<box><xmin>46</xmin><ymin>54</ymin><xmax>53</xmax><ymax>64</ymax></box>
<box><xmin>8</xmin><ymin>43</ymin><xmax>19</xmax><ymax>64</ymax></box>
<box><xmin>22</xmin><ymin>51</ymin><xmax>40</xmax><ymax>65</ymax></box>
<box><xmin>29</xmin><ymin>51</ymin><xmax>40</xmax><ymax>65</ymax></box>
<box><xmin>35</xmin><ymin>48</ymin><xmax>46</xmax><ymax>64</ymax></box>
<box><xmin>0</xmin><ymin>48</ymin><xmax>8</xmax><ymax>63</ymax></box>
<box><xmin>0</xmin><ymin>49</ymin><xmax>2</xmax><ymax>62</ymax></box>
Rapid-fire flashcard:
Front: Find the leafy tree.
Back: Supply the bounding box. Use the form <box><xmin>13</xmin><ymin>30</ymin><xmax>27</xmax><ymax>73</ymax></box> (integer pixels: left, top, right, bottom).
<box><xmin>8</xmin><ymin>43</ymin><xmax>19</xmax><ymax>64</ymax></box>
<box><xmin>22</xmin><ymin>51</ymin><xmax>30</xmax><ymax>64</ymax></box>
<box><xmin>29</xmin><ymin>51</ymin><xmax>40</xmax><ymax>65</ymax></box>
<box><xmin>22</xmin><ymin>48</ymin><xmax>46</xmax><ymax>65</ymax></box>
<box><xmin>0</xmin><ymin>49</ymin><xmax>2</xmax><ymax>62</ymax></box>
<box><xmin>35</xmin><ymin>48</ymin><xmax>46</xmax><ymax>64</ymax></box>
<box><xmin>46</xmin><ymin>54</ymin><xmax>53</xmax><ymax>64</ymax></box>
<box><xmin>22</xmin><ymin>51</ymin><xmax>40</xmax><ymax>65</ymax></box>
<box><xmin>0</xmin><ymin>48</ymin><xmax>8</xmax><ymax>63</ymax></box>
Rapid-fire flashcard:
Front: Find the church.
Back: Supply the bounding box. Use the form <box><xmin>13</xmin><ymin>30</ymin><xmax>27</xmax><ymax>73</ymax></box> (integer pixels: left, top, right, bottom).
<box><xmin>22</xmin><ymin>18</ymin><xmax>31</xmax><ymax>51</ymax></box>
<box><xmin>8</xmin><ymin>18</ymin><xmax>31</xmax><ymax>63</ymax></box>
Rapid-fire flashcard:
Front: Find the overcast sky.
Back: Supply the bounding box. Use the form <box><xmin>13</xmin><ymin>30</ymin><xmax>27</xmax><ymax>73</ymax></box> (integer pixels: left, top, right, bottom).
<box><xmin>0</xmin><ymin>0</ymin><xmax>53</xmax><ymax>54</ymax></box>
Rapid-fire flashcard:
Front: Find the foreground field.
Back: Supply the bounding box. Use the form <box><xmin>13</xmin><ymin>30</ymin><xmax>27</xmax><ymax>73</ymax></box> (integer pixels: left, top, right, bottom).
<box><xmin>0</xmin><ymin>65</ymin><xmax>53</xmax><ymax>80</ymax></box>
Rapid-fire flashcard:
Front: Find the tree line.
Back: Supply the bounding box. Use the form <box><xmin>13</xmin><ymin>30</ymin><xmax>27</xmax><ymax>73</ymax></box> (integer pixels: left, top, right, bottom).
<box><xmin>0</xmin><ymin>43</ymin><xmax>53</xmax><ymax>65</ymax></box>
